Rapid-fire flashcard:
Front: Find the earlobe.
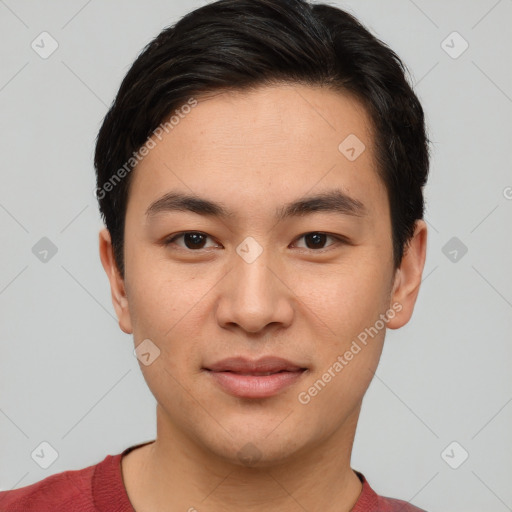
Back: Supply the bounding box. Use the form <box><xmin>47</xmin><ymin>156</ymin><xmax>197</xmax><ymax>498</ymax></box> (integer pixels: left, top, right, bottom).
<box><xmin>387</xmin><ymin>220</ymin><xmax>428</xmax><ymax>330</ymax></box>
<box><xmin>98</xmin><ymin>227</ymin><xmax>133</xmax><ymax>334</ymax></box>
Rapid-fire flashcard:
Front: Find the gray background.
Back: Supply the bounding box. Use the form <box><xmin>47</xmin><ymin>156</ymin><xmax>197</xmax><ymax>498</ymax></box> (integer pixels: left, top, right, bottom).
<box><xmin>1</xmin><ymin>1</ymin><xmax>511</xmax><ymax>511</ymax></box>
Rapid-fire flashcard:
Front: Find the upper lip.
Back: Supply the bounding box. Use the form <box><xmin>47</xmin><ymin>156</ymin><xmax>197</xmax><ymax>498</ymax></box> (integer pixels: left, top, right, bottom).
<box><xmin>204</xmin><ymin>356</ymin><xmax>306</xmax><ymax>374</ymax></box>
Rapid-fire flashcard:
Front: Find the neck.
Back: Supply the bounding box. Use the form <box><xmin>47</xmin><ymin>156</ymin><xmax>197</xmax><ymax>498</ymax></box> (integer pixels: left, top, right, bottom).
<box><xmin>122</xmin><ymin>404</ymin><xmax>363</xmax><ymax>512</ymax></box>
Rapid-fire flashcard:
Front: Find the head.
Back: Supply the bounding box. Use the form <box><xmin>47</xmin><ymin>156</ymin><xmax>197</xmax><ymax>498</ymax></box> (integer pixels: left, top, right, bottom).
<box><xmin>97</xmin><ymin>0</ymin><xmax>428</xmax><ymax>466</ymax></box>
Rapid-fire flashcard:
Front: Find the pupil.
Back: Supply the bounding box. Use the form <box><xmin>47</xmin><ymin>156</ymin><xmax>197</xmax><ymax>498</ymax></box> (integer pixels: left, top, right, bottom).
<box><xmin>306</xmin><ymin>233</ymin><xmax>326</xmax><ymax>249</ymax></box>
<box><xmin>185</xmin><ymin>233</ymin><xmax>205</xmax><ymax>249</ymax></box>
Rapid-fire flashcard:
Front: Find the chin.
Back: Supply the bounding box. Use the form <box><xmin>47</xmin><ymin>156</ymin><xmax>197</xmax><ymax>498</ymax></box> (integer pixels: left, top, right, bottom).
<box><xmin>200</xmin><ymin>424</ymin><xmax>310</xmax><ymax>469</ymax></box>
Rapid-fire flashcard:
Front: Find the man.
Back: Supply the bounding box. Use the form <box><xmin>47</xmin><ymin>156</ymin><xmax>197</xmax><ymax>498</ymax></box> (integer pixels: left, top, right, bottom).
<box><xmin>0</xmin><ymin>0</ymin><xmax>429</xmax><ymax>510</ymax></box>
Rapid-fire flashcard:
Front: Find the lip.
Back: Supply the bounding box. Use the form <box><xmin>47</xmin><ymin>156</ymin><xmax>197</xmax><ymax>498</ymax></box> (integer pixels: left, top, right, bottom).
<box><xmin>203</xmin><ymin>356</ymin><xmax>307</xmax><ymax>399</ymax></box>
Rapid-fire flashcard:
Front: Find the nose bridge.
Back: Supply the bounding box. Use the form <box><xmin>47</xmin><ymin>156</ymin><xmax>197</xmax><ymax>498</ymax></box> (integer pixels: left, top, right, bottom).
<box><xmin>217</xmin><ymin>236</ymin><xmax>293</xmax><ymax>333</ymax></box>
<box><xmin>235</xmin><ymin>244</ymin><xmax>274</xmax><ymax>299</ymax></box>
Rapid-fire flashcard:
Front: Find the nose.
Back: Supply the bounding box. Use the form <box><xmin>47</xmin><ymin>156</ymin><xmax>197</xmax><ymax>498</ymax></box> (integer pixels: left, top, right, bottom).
<box><xmin>215</xmin><ymin>246</ymin><xmax>294</xmax><ymax>335</ymax></box>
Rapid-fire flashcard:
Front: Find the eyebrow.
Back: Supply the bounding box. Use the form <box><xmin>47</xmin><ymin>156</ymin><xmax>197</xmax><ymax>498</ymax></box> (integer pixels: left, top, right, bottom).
<box><xmin>145</xmin><ymin>189</ymin><xmax>366</xmax><ymax>221</ymax></box>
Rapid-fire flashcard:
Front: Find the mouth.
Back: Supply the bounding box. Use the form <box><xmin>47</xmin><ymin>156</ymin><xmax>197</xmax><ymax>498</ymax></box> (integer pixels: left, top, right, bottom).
<box><xmin>203</xmin><ymin>356</ymin><xmax>308</xmax><ymax>399</ymax></box>
<box><xmin>218</xmin><ymin>370</ymin><xmax>300</xmax><ymax>376</ymax></box>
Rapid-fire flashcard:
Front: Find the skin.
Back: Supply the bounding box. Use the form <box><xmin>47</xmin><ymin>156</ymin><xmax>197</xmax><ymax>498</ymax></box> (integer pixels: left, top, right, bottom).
<box><xmin>99</xmin><ymin>83</ymin><xmax>427</xmax><ymax>512</ymax></box>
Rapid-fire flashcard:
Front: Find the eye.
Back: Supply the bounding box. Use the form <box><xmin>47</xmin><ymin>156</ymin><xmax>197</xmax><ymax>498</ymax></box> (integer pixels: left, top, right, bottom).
<box><xmin>163</xmin><ymin>231</ymin><xmax>347</xmax><ymax>252</ymax></box>
<box><xmin>163</xmin><ymin>231</ymin><xmax>219</xmax><ymax>250</ymax></box>
<box><xmin>292</xmin><ymin>232</ymin><xmax>344</xmax><ymax>251</ymax></box>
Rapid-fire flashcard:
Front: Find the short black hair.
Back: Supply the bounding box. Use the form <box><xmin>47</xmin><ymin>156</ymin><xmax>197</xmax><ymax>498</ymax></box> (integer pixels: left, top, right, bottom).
<box><xmin>95</xmin><ymin>0</ymin><xmax>429</xmax><ymax>279</ymax></box>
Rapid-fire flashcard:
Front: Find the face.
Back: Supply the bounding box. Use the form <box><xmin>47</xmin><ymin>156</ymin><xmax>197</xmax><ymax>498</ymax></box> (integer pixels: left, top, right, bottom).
<box><xmin>100</xmin><ymin>83</ymin><xmax>426</xmax><ymax>466</ymax></box>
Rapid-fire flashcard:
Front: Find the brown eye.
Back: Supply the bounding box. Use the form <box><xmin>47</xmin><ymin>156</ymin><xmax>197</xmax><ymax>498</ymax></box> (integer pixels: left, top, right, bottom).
<box><xmin>294</xmin><ymin>232</ymin><xmax>340</xmax><ymax>250</ymax></box>
<box><xmin>164</xmin><ymin>232</ymin><xmax>217</xmax><ymax>250</ymax></box>
<box><xmin>305</xmin><ymin>233</ymin><xmax>328</xmax><ymax>249</ymax></box>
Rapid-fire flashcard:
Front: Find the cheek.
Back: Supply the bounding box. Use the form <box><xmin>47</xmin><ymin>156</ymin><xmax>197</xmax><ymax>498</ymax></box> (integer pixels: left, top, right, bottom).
<box><xmin>294</xmin><ymin>257</ymin><xmax>391</xmax><ymax>338</ymax></box>
<box><xmin>126</xmin><ymin>250</ymin><xmax>199</xmax><ymax>333</ymax></box>
<box><xmin>129</xmin><ymin>270</ymin><xmax>204</xmax><ymax>411</ymax></box>
<box><xmin>292</xmin><ymin>258</ymin><xmax>391</xmax><ymax>407</ymax></box>
<box><xmin>126</xmin><ymin>260</ymin><xmax>212</xmax><ymax>374</ymax></box>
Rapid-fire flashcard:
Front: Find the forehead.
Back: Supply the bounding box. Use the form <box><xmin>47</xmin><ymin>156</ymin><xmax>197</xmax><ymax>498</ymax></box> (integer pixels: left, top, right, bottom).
<box><xmin>126</xmin><ymin>83</ymin><xmax>385</xmax><ymax>220</ymax></box>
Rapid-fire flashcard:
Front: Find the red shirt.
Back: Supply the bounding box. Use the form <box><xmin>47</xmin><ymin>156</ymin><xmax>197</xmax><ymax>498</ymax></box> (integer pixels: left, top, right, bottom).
<box><xmin>0</xmin><ymin>442</ymin><xmax>426</xmax><ymax>511</ymax></box>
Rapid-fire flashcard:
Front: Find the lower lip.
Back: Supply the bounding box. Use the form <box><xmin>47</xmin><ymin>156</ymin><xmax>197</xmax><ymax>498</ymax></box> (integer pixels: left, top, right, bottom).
<box><xmin>206</xmin><ymin>370</ymin><xmax>306</xmax><ymax>398</ymax></box>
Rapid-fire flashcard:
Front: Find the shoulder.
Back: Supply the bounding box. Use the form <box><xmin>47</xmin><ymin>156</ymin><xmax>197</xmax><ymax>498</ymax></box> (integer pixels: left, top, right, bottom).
<box><xmin>0</xmin><ymin>456</ymin><xmax>102</xmax><ymax>512</ymax></box>
<box><xmin>353</xmin><ymin>470</ymin><xmax>428</xmax><ymax>512</ymax></box>
<box><xmin>376</xmin><ymin>495</ymin><xmax>428</xmax><ymax>512</ymax></box>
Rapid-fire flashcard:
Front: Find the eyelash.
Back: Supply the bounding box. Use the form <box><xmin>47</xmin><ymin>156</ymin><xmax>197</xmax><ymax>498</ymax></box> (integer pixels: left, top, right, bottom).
<box><xmin>163</xmin><ymin>231</ymin><xmax>348</xmax><ymax>253</ymax></box>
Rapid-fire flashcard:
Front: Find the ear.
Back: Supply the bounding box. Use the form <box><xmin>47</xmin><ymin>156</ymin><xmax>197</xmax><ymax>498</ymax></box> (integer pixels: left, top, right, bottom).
<box><xmin>98</xmin><ymin>227</ymin><xmax>133</xmax><ymax>334</ymax></box>
<box><xmin>387</xmin><ymin>220</ymin><xmax>428</xmax><ymax>329</ymax></box>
